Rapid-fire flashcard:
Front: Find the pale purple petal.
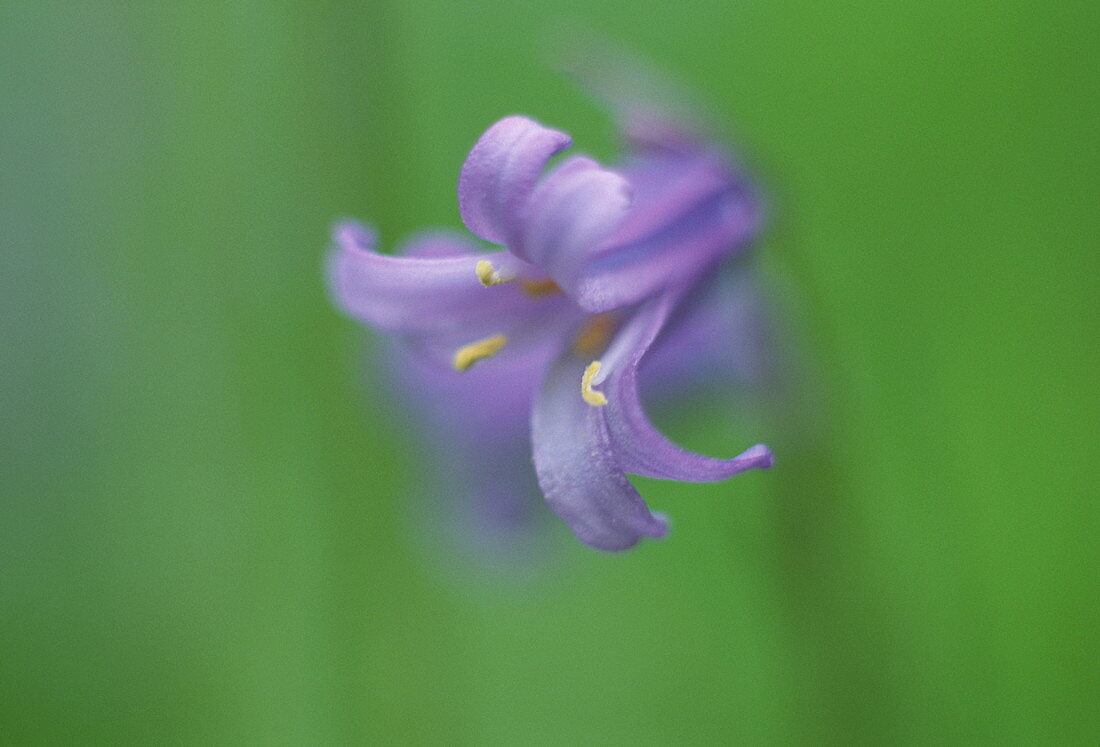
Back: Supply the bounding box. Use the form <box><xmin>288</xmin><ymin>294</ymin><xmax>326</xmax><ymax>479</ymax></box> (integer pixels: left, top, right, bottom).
<box><xmin>642</xmin><ymin>270</ymin><xmax>774</xmax><ymax>395</ymax></box>
<box><xmin>521</xmin><ymin>155</ymin><xmax>631</xmax><ymax>295</ymax></box>
<box><xmin>328</xmin><ymin>220</ymin><xmax>560</xmax><ymax>347</ymax></box>
<box><xmin>396</xmin><ymin>230</ymin><xmax>476</xmax><ymax>258</ymax></box>
<box><xmin>458</xmin><ymin>116</ymin><xmax>572</xmax><ymax>249</ymax></box>
<box><xmin>382</xmin><ymin>339</ymin><xmax>552</xmax><ymax>554</ymax></box>
<box><xmin>596</xmin><ymin>293</ymin><xmax>774</xmax><ymax>481</ymax></box>
<box><xmin>608</xmin><ymin>149</ymin><xmax>743</xmax><ymax>246</ymax></box>
<box><xmin>389</xmin><ymin>333</ymin><xmax>555</xmax><ymax>451</ymax></box>
<box><xmin>572</xmin><ymin>180</ymin><xmax>758</xmax><ymax>313</ymax></box>
<box><xmin>532</xmin><ymin>348</ymin><xmax>668</xmax><ymax>552</ymax></box>
<box><xmin>558</xmin><ymin>49</ymin><xmax>763</xmax><ymax>314</ymax></box>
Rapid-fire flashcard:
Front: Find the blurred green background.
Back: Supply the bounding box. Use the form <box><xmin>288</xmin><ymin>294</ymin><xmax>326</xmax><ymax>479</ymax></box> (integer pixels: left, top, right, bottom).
<box><xmin>3</xmin><ymin>0</ymin><xmax>1097</xmax><ymax>743</ymax></box>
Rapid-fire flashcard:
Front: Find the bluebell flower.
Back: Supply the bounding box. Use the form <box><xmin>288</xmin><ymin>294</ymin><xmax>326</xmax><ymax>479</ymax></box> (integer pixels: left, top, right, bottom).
<box><xmin>330</xmin><ymin>99</ymin><xmax>773</xmax><ymax>552</ymax></box>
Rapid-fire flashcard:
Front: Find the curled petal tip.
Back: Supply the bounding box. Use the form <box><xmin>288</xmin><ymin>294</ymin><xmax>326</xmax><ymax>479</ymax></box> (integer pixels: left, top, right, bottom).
<box><xmin>745</xmin><ymin>444</ymin><xmax>775</xmax><ymax>470</ymax></box>
<box><xmin>333</xmin><ymin>219</ymin><xmax>375</xmax><ymax>250</ymax></box>
<box><xmin>458</xmin><ymin>116</ymin><xmax>573</xmax><ymax>247</ymax></box>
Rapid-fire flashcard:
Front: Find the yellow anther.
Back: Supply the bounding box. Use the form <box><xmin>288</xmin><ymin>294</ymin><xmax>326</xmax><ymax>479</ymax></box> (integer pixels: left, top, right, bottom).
<box><xmin>453</xmin><ymin>333</ymin><xmax>507</xmax><ymax>371</ymax></box>
<box><xmin>519</xmin><ymin>277</ymin><xmax>562</xmax><ymax>298</ymax></box>
<box><xmin>476</xmin><ymin>260</ymin><xmax>561</xmax><ymax>298</ymax></box>
<box><xmin>581</xmin><ymin>361</ymin><xmax>608</xmax><ymax>406</ymax></box>
<box><xmin>572</xmin><ymin>314</ymin><xmax>616</xmax><ymax>358</ymax></box>
<box><xmin>475</xmin><ymin>260</ymin><xmax>514</xmax><ymax>287</ymax></box>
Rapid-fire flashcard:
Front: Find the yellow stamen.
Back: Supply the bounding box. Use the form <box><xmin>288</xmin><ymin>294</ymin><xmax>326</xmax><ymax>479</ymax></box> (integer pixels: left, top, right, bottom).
<box><xmin>581</xmin><ymin>361</ymin><xmax>608</xmax><ymax>406</ymax></box>
<box><xmin>475</xmin><ymin>260</ymin><xmax>514</xmax><ymax>287</ymax></box>
<box><xmin>572</xmin><ymin>314</ymin><xmax>616</xmax><ymax>357</ymax></box>
<box><xmin>476</xmin><ymin>260</ymin><xmax>561</xmax><ymax>298</ymax></box>
<box><xmin>453</xmin><ymin>333</ymin><xmax>507</xmax><ymax>371</ymax></box>
<box><xmin>519</xmin><ymin>277</ymin><xmax>562</xmax><ymax>298</ymax></box>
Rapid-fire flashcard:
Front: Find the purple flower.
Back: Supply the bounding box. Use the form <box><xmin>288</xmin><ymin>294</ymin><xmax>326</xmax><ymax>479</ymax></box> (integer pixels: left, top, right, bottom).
<box><xmin>329</xmin><ymin>105</ymin><xmax>773</xmax><ymax>552</ymax></box>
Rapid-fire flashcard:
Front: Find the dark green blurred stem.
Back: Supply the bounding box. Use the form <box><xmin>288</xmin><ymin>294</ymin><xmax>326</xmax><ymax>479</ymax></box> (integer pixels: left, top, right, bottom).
<box><xmin>760</xmin><ymin>249</ymin><xmax>905</xmax><ymax>742</ymax></box>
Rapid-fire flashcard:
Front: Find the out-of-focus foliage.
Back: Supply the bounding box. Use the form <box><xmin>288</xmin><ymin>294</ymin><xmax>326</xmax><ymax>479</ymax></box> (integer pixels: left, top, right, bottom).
<box><xmin>2</xmin><ymin>1</ymin><xmax>1096</xmax><ymax>743</ymax></box>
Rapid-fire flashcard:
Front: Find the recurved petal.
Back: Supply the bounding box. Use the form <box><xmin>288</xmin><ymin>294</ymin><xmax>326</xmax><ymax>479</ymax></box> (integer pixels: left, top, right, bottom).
<box><xmin>522</xmin><ymin>155</ymin><xmax>631</xmax><ymax>294</ymax></box>
<box><xmin>532</xmin><ymin>349</ymin><xmax>669</xmax><ymax>552</ymax></box>
<box><xmin>328</xmin><ymin>220</ymin><xmax>550</xmax><ymax>341</ymax></box>
<box><xmin>596</xmin><ymin>293</ymin><xmax>774</xmax><ymax>481</ymax></box>
<box><xmin>458</xmin><ymin>116</ymin><xmax>573</xmax><ymax>248</ymax></box>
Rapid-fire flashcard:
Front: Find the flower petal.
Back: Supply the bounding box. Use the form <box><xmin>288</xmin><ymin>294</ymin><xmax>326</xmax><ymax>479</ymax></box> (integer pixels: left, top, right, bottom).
<box><xmin>388</xmin><ymin>332</ymin><xmax>556</xmax><ymax>451</ymax></box>
<box><xmin>560</xmin><ymin>48</ymin><xmax>764</xmax><ymax>313</ymax></box>
<box><xmin>571</xmin><ymin>173</ymin><xmax>759</xmax><ymax>313</ymax></box>
<box><xmin>641</xmin><ymin>270</ymin><xmax>775</xmax><ymax>395</ymax></box>
<box><xmin>522</xmin><ymin>155</ymin><xmax>631</xmax><ymax>294</ymax></box>
<box><xmin>609</xmin><ymin>149</ymin><xmax>743</xmax><ymax>246</ymax></box>
<box><xmin>458</xmin><ymin>116</ymin><xmax>573</xmax><ymax>248</ymax></box>
<box><xmin>598</xmin><ymin>293</ymin><xmax>774</xmax><ymax>481</ymax></box>
<box><xmin>383</xmin><ymin>339</ymin><xmax>552</xmax><ymax>556</ymax></box>
<box><xmin>532</xmin><ymin>348</ymin><xmax>669</xmax><ymax>551</ymax></box>
<box><xmin>328</xmin><ymin>220</ymin><xmax>558</xmax><ymax>344</ymax></box>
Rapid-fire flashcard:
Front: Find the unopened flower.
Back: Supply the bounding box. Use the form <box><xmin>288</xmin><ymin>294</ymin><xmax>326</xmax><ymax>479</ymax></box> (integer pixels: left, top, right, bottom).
<box><xmin>330</xmin><ymin>98</ymin><xmax>773</xmax><ymax>551</ymax></box>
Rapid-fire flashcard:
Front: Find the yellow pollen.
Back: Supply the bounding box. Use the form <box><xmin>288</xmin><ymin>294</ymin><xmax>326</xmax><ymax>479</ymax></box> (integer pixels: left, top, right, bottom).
<box><xmin>581</xmin><ymin>361</ymin><xmax>608</xmax><ymax>406</ymax></box>
<box><xmin>519</xmin><ymin>277</ymin><xmax>562</xmax><ymax>298</ymax></box>
<box><xmin>572</xmin><ymin>314</ymin><xmax>616</xmax><ymax>357</ymax></box>
<box><xmin>453</xmin><ymin>333</ymin><xmax>507</xmax><ymax>371</ymax></box>
<box><xmin>475</xmin><ymin>260</ymin><xmax>514</xmax><ymax>287</ymax></box>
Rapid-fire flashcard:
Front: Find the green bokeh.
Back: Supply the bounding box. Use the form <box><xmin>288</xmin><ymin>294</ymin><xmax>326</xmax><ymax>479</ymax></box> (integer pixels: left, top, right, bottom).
<box><xmin>2</xmin><ymin>1</ymin><xmax>1097</xmax><ymax>743</ymax></box>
